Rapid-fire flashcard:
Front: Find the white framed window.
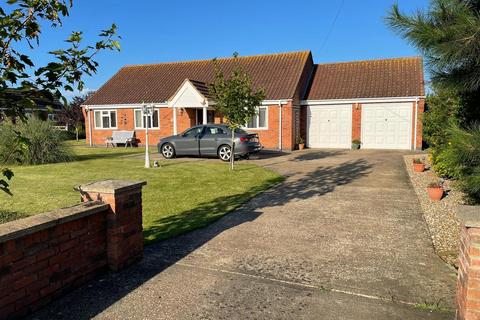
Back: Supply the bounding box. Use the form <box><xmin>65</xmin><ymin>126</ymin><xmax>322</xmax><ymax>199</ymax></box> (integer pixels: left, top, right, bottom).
<box><xmin>134</xmin><ymin>109</ymin><xmax>160</xmax><ymax>129</ymax></box>
<box><xmin>47</xmin><ymin>113</ymin><xmax>56</xmax><ymax>121</ymax></box>
<box><xmin>245</xmin><ymin>106</ymin><xmax>268</xmax><ymax>129</ymax></box>
<box><xmin>94</xmin><ymin>110</ymin><xmax>117</xmax><ymax>129</ymax></box>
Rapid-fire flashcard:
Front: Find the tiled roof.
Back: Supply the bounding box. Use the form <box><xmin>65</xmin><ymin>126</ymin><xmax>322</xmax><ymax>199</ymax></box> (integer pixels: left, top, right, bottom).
<box><xmin>188</xmin><ymin>80</ymin><xmax>210</xmax><ymax>99</ymax></box>
<box><xmin>305</xmin><ymin>57</ymin><xmax>425</xmax><ymax>100</ymax></box>
<box><xmin>85</xmin><ymin>51</ymin><xmax>312</xmax><ymax>105</ymax></box>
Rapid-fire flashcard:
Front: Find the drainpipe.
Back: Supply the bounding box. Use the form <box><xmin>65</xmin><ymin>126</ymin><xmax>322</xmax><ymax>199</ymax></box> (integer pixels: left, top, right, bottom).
<box><xmin>87</xmin><ymin>106</ymin><xmax>92</xmax><ymax>147</ymax></box>
<box><xmin>413</xmin><ymin>98</ymin><xmax>419</xmax><ymax>151</ymax></box>
<box><xmin>278</xmin><ymin>102</ymin><xmax>282</xmax><ymax>150</ymax></box>
<box><xmin>277</xmin><ymin>100</ymin><xmax>288</xmax><ymax>150</ymax></box>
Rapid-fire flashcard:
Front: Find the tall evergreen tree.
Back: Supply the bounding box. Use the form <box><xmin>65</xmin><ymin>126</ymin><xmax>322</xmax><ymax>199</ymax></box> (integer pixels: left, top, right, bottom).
<box><xmin>387</xmin><ymin>0</ymin><xmax>480</xmax><ymax>92</ymax></box>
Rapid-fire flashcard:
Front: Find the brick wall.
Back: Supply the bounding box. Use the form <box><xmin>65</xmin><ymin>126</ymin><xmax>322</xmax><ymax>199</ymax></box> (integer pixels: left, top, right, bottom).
<box><xmin>456</xmin><ymin>206</ymin><xmax>480</xmax><ymax>320</ymax></box>
<box><xmin>352</xmin><ymin>103</ymin><xmax>361</xmax><ymax>141</ymax></box>
<box><xmin>83</xmin><ymin>104</ymin><xmax>298</xmax><ymax>151</ymax></box>
<box><xmin>0</xmin><ymin>180</ymin><xmax>145</xmax><ymax>319</ymax></box>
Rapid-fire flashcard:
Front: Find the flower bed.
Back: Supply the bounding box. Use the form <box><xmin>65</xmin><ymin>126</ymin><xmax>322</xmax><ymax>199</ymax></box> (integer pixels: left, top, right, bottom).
<box><xmin>404</xmin><ymin>154</ymin><xmax>461</xmax><ymax>267</ymax></box>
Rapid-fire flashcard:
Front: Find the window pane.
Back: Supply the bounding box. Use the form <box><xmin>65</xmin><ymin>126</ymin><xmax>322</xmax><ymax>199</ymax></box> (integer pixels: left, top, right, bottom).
<box><xmin>258</xmin><ymin>108</ymin><xmax>266</xmax><ymax>127</ymax></box>
<box><xmin>94</xmin><ymin>111</ymin><xmax>101</xmax><ymax>128</ymax></box>
<box><xmin>152</xmin><ymin>110</ymin><xmax>159</xmax><ymax>128</ymax></box>
<box><xmin>110</xmin><ymin>111</ymin><xmax>116</xmax><ymax>128</ymax></box>
<box><xmin>102</xmin><ymin>115</ymin><xmax>109</xmax><ymax>128</ymax></box>
<box><xmin>247</xmin><ymin>116</ymin><xmax>256</xmax><ymax>128</ymax></box>
<box><xmin>143</xmin><ymin>115</ymin><xmax>149</xmax><ymax>128</ymax></box>
<box><xmin>135</xmin><ymin>110</ymin><xmax>142</xmax><ymax>128</ymax></box>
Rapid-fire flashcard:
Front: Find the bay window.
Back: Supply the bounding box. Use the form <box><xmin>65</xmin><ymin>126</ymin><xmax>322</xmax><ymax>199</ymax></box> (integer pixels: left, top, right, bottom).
<box><xmin>94</xmin><ymin>110</ymin><xmax>117</xmax><ymax>129</ymax></box>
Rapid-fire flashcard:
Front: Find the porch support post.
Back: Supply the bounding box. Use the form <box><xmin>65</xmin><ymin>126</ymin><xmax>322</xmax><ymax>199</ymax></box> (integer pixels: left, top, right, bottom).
<box><xmin>202</xmin><ymin>106</ymin><xmax>207</xmax><ymax>125</ymax></box>
<box><xmin>173</xmin><ymin>107</ymin><xmax>177</xmax><ymax>135</ymax></box>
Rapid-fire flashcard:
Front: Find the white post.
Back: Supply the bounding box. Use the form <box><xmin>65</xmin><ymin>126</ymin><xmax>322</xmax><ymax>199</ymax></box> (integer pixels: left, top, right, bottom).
<box><xmin>144</xmin><ymin>104</ymin><xmax>152</xmax><ymax>168</ymax></box>
<box><xmin>202</xmin><ymin>106</ymin><xmax>207</xmax><ymax>124</ymax></box>
<box><xmin>87</xmin><ymin>107</ymin><xmax>93</xmax><ymax>147</ymax></box>
<box><xmin>173</xmin><ymin>106</ymin><xmax>177</xmax><ymax>135</ymax></box>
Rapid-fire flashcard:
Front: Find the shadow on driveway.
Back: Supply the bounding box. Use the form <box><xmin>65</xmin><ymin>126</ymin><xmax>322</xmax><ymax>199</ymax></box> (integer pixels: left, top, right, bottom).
<box><xmin>30</xmin><ymin>154</ymin><xmax>372</xmax><ymax>319</ymax></box>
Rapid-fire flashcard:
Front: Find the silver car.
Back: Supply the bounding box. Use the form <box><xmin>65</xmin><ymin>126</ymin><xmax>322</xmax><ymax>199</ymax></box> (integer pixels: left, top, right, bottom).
<box><xmin>157</xmin><ymin>125</ymin><xmax>262</xmax><ymax>161</ymax></box>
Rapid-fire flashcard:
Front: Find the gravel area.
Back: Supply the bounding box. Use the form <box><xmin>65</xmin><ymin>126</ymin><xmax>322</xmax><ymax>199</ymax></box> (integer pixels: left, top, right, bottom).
<box><xmin>404</xmin><ymin>154</ymin><xmax>462</xmax><ymax>267</ymax></box>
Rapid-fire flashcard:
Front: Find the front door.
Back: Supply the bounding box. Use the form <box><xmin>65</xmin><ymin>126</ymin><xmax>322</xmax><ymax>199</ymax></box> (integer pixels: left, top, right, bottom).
<box><xmin>196</xmin><ymin>109</ymin><xmax>215</xmax><ymax>125</ymax></box>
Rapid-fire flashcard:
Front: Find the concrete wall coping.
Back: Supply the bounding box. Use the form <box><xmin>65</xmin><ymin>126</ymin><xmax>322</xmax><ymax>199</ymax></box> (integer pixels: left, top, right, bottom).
<box><xmin>456</xmin><ymin>204</ymin><xmax>480</xmax><ymax>228</ymax></box>
<box><xmin>78</xmin><ymin>179</ymin><xmax>147</xmax><ymax>195</ymax></box>
<box><xmin>0</xmin><ymin>201</ymin><xmax>109</xmax><ymax>243</ymax></box>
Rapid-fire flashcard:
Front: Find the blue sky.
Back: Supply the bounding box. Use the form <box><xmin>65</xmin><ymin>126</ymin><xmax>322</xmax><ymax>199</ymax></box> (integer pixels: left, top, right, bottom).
<box><xmin>31</xmin><ymin>0</ymin><xmax>429</xmax><ymax>96</ymax></box>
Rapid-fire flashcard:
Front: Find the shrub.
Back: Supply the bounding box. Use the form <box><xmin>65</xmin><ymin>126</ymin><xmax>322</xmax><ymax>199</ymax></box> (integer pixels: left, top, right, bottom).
<box><xmin>423</xmin><ymin>86</ymin><xmax>462</xmax><ymax>162</ymax></box>
<box><xmin>438</xmin><ymin>124</ymin><xmax>480</xmax><ymax>204</ymax></box>
<box><xmin>0</xmin><ymin>118</ymin><xmax>73</xmax><ymax>165</ymax></box>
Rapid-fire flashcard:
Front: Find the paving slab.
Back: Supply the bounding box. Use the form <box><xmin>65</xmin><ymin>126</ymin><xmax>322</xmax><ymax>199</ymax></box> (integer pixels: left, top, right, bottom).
<box><xmin>31</xmin><ymin>149</ymin><xmax>456</xmax><ymax>319</ymax></box>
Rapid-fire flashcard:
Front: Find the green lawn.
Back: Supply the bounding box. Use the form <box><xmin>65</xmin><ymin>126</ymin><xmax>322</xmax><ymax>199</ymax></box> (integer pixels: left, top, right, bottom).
<box><xmin>0</xmin><ymin>141</ymin><xmax>282</xmax><ymax>243</ymax></box>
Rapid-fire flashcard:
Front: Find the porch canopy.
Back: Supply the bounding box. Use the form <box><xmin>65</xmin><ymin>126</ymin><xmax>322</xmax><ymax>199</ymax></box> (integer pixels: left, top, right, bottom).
<box><xmin>168</xmin><ymin>79</ymin><xmax>214</xmax><ymax>134</ymax></box>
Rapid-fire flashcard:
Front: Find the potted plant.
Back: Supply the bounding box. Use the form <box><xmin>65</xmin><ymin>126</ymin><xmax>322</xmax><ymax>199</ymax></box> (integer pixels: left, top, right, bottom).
<box><xmin>412</xmin><ymin>158</ymin><xmax>425</xmax><ymax>172</ymax></box>
<box><xmin>352</xmin><ymin>139</ymin><xmax>361</xmax><ymax>150</ymax></box>
<box><xmin>427</xmin><ymin>180</ymin><xmax>444</xmax><ymax>201</ymax></box>
<box><xmin>298</xmin><ymin>137</ymin><xmax>305</xmax><ymax>150</ymax></box>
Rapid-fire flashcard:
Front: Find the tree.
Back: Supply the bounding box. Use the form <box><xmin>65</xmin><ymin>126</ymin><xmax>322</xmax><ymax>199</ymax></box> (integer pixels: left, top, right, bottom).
<box><xmin>209</xmin><ymin>53</ymin><xmax>265</xmax><ymax>170</ymax></box>
<box><xmin>0</xmin><ymin>0</ymin><xmax>121</xmax><ymax>194</ymax></box>
<box><xmin>386</xmin><ymin>1</ymin><xmax>480</xmax><ymax>92</ymax></box>
<box><xmin>386</xmin><ymin>0</ymin><xmax>480</xmax><ymax>126</ymax></box>
<box><xmin>59</xmin><ymin>92</ymin><xmax>93</xmax><ymax>140</ymax></box>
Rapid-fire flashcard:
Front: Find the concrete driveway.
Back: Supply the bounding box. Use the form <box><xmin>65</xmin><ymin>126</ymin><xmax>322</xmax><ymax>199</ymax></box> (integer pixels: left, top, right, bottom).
<box><xmin>32</xmin><ymin>149</ymin><xmax>456</xmax><ymax>320</ymax></box>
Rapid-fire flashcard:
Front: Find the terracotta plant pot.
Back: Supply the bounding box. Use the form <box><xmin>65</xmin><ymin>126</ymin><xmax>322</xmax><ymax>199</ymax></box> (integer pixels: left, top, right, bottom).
<box><xmin>413</xmin><ymin>163</ymin><xmax>425</xmax><ymax>172</ymax></box>
<box><xmin>298</xmin><ymin>143</ymin><xmax>305</xmax><ymax>150</ymax></box>
<box><xmin>427</xmin><ymin>187</ymin><xmax>444</xmax><ymax>201</ymax></box>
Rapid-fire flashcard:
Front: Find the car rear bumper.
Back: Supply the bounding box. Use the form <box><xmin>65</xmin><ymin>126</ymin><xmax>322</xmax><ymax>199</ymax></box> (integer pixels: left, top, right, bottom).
<box><xmin>234</xmin><ymin>143</ymin><xmax>263</xmax><ymax>155</ymax></box>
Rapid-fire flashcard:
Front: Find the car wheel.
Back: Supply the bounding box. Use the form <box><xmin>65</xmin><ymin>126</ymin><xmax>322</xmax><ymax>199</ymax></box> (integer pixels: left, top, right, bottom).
<box><xmin>161</xmin><ymin>143</ymin><xmax>175</xmax><ymax>159</ymax></box>
<box><xmin>218</xmin><ymin>145</ymin><xmax>232</xmax><ymax>162</ymax></box>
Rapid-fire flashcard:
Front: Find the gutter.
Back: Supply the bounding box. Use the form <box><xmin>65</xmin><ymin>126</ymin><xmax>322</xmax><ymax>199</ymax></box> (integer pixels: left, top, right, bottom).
<box><xmin>300</xmin><ymin>96</ymin><xmax>426</xmax><ymax>105</ymax></box>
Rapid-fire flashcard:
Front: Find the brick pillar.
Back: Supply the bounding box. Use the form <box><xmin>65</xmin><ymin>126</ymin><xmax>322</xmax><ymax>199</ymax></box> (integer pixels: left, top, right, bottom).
<box><xmin>456</xmin><ymin>205</ymin><xmax>480</xmax><ymax>320</ymax></box>
<box><xmin>78</xmin><ymin>180</ymin><xmax>146</xmax><ymax>271</ymax></box>
<box><xmin>352</xmin><ymin>103</ymin><xmax>362</xmax><ymax>141</ymax></box>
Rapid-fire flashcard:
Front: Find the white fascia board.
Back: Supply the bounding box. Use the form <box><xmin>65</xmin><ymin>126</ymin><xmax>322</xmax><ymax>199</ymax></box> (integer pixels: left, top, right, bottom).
<box><xmin>300</xmin><ymin>96</ymin><xmax>425</xmax><ymax>106</ymax></box>
<box><xmin>82</xmin><ymin>103</ymin><xmax>168</xmax><ymax>109</ymax></box>
<box><xmin>261</xmin><ymin>99</ymin><xmax>292</xmax><ymax>106</ymax></box>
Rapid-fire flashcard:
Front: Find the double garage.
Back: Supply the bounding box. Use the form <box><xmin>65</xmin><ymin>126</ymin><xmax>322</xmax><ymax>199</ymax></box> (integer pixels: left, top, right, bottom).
<box><xmin>305</xmin><ymin>101</ymin><xmax>418</xmax><ymax>150</ymax></box>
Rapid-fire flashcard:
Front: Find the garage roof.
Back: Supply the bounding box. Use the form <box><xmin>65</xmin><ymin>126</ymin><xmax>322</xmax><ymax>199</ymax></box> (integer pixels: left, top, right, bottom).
<box><xmin>85</xmin><ymin>51</ymin><xmax>311</xmax><ymax>105</ymax></box>
<box><xmin>305</xmin><ymin>57</ymin><xmax>425</xmax><ymax>100</ymax></box>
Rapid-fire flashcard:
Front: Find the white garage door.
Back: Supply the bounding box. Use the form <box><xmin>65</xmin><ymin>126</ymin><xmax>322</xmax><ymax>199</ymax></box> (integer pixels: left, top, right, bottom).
<box><xmin>307</xmin><ymin>105</ymin><xmax>352</xmax><ymax>148</ymax></box>
<box><xmin>361</xmin><ymin>103</ymin><xmax>412</xmax><ymax>150</ymax></box>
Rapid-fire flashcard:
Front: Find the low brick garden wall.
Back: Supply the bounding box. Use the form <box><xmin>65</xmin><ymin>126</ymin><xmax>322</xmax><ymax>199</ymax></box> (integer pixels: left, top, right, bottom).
<box><xmin>0</xmin><ymin>180</ymin><xmax>145</xmax><ymax>319</ymax></box>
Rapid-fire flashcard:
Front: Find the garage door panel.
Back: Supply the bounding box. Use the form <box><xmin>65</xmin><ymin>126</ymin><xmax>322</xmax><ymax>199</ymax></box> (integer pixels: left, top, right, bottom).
<box><xmin>307</xmin><ymin>105</ymin><xmax>352</xmax><ymax>149</ymax></box>
<box><xmin>361</xmin><ymin>103</ymin><xmax>412</xmax><ymax>150</ymax></box>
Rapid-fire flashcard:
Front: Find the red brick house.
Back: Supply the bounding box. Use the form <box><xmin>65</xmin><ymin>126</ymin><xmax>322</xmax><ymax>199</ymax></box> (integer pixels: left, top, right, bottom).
<box><xmin>83</xmin><ymin>50</ymin><xmax>425</xmax><ymax>150</ymax></box>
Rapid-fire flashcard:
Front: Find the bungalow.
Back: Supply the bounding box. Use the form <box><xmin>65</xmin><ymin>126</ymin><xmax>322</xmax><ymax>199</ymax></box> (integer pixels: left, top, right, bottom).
<box><xmin>82</xmin><ymin>50</ymin><xmax>425</xmax><ymax>151</ymax></box>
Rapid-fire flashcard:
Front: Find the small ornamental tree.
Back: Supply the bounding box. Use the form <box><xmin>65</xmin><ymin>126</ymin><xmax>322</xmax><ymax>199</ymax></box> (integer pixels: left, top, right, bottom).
<box><xmin>59</xmin><ymin>92</ymin><xmax>93</xmax><ymax>140</ymax></box>
<box><xmin>209</xmin><ymin>53</ymin><xmax>265</xmax><ymax>170</ymax></box>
